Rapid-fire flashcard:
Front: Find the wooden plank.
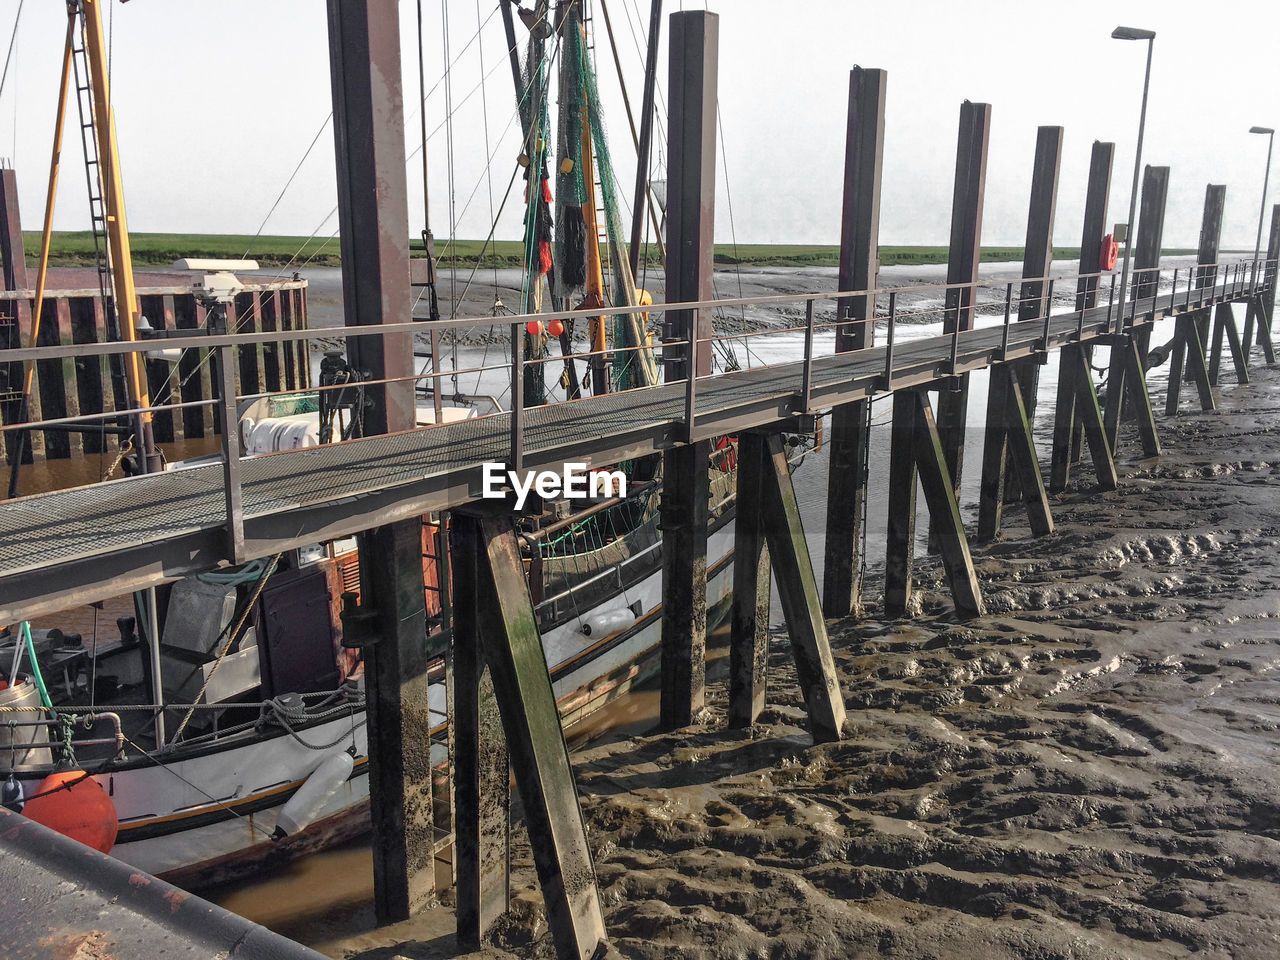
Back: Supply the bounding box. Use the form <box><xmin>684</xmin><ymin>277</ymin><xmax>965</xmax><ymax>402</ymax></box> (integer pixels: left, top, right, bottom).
<box><xmin>824</xmin><ymin>65</ymin><xmax>885</xmax><ymax>619</ymax></box>
<box><xmin>753</xmin><ymin>431</ymin><xmax>846</xmax><ymax>743</ymax></box>
<box><xmin>729</xmin><ymin>434</ymin><xmax>769</xmax><ymax>729</ymax></box>
<box><xmin>51</xmin><ymin>298</ymin><xmax>82</xmax><ymax>460</ymax></box>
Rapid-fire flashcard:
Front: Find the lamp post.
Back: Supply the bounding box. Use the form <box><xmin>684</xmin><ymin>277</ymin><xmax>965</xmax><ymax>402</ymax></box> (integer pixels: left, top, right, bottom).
<box><xmin>1249</xmin><ymin>126</ymin><xmax>1274</xmax><ymax>291</ymax></box>
<box><xmin>1111</xmin><ymin>26</ymin><xmax>1156</xmax><ymax>333</ymax></box>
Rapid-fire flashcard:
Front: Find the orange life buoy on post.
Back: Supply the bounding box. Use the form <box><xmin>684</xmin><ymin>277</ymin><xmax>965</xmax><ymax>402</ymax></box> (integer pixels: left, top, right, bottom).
<box><xmin>1099</xmin><ymin>234</ymin><xmax>1119</xmax><ymax>271</ymax></box>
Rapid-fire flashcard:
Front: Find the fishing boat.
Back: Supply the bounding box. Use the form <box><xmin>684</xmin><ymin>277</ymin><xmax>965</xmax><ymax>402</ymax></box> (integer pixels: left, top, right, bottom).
<box><xmin>1</xmin><ymin>0</ymin><xmax>803</xmax><ymax>888</ymax></box>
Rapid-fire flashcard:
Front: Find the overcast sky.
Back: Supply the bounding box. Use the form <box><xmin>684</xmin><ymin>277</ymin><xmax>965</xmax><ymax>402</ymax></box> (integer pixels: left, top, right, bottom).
<box><xmin>2</xmin><ymin>1</ymin><xmax>1277</xmax><ymax>255</ymax></box>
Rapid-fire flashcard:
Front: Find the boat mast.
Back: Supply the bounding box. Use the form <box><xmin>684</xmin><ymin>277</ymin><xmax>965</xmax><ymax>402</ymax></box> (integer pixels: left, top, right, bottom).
<box><xmin>415</xmin><ymin>0</ymin><xmax>443</xmax><ymax>424</ymax></box>
<box><xmin>627</xmin><ymin>0</ymin><xmax>663</xmax><ymax>280</ymax></box>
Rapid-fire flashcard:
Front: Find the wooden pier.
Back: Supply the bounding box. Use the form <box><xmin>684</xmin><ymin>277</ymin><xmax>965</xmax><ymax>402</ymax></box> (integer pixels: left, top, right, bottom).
<box><xmin>1</xmin><ymin>5</ymin><xmax>1278</xmax><ymax>960</ymax></box>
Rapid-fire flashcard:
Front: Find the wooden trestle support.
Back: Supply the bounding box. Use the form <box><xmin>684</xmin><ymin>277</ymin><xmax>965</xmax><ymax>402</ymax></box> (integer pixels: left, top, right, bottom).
<box><xmin>315</xmin><ymin>3</ymin><xmax>1280</xmax><ymax>956</ymax></box>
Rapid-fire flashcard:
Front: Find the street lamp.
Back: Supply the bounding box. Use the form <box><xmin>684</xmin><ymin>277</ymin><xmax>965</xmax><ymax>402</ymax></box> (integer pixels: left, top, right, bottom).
<box><xmin>1111</xmin><ymin>25</ymin><xmax>1156</xmax><ymax>333</ymax></box>
<box><xmin>1249</xmin><ymin>126</ymin><xmax>1273</xmax><ymax>290</ymax></box>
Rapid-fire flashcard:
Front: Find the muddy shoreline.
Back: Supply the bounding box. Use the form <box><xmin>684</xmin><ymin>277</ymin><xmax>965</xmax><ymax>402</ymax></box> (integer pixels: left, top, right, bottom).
<box><xmin>333</xmin><ymin>361</ymin><xmax>1280</xmax><ymax>959</ymax></box>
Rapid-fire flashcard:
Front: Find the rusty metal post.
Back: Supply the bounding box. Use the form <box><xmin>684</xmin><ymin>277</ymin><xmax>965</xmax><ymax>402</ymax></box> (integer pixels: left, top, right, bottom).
<box><xmin>326</xmin><ymin>0</ymin><xmax>433</xmax><ymax>925</ymax></box>
<box><xmin>660</xmin><ymin>10</ymin><xmax>717</xmax><ymax>730</ymax></box>
<box><xmin>823</xmin><ymin>65</ymin><xmax>886</xmax><ymax>619</ymax></box>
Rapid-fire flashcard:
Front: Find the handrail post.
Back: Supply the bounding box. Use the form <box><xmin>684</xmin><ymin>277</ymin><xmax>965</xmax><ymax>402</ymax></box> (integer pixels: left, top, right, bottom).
<box><xmin>684</xmin><ymin>325</ymin><xmax>697</xmax><ymax>441</ymax></box>
<box><xmin>999</xmin><ymin>281</ymin><xmax>1012</xmax><ymax>360</ymax></box>
<box><xmin>800</xmin><ymin>298</ymin><xmax>815</xmax><ymax>413</ymax></box>
<box><xmin>1039</xmin><ymin>278</ymin><xmax>1055</xmax><ymax>353</ymax></box>
<box><xmin>510</xmin><ymin>321</ymin><xmax>523</xmax><ymax>473</ymax></box>
<box><xmin>882</xmin><ymin>291</ymin><xmax>897</xmax><ymax>387</ymax></box>
<box><xmin>216</xmin><ymin>341</ymin><xmax>245</xmax><ymax>565</ymax></box>
<box><xmin>1106</xmin><ymin>272</ymin><xmax>1117</xmax><ymax>330</ymax></box>
<box><xmin>1170</xmin><ymin>268</ymin><xmax>1178</xmax><ymax>314</ymax></box>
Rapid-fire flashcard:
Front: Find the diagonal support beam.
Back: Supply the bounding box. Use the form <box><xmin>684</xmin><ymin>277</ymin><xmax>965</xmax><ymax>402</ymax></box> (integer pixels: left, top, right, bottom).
<box><xmin>978</xmin><ymin>365</ymin><xmax>1054</xmax><ymax>542</ymax></box>
<box><xmin>734</xmin><ymin>431</ymin><xmax>847</xmax><ymax>743</ymax></box>
<box><xmin>1065</xmin><ymin>344</ymin><xmax>1118</xmax><ymax>491</ymax></box>
<box><xmin>1166</xmin><ymin>313</ymin><xmax>1217</xmax><ymax>415</ymax></box>
<box><xmin>452</xmin><ymin>508</ymin><xmax>608</xmax><ymax>960</ymax></box>
<box><xmin>885</xmin><ymin>391</ymin><xmax>984</xmax><ymax>619</ymax></box>
<box><xmin>1119</xmin><ymin>338</ymin><xmax>1161</xmax><ymax>458</ymax></box>
<box><xmin>1209</xmin><ymin>302</ymin><xmax>1249</xmax><ymax>386</ymax></box>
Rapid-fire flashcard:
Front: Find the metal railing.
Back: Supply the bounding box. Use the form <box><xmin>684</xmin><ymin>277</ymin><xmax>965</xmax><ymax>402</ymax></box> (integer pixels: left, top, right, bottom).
<box><xmin>1</xmin><ymin>255</ymin><xmax>1275</xmax><ymax>565</ymax></box>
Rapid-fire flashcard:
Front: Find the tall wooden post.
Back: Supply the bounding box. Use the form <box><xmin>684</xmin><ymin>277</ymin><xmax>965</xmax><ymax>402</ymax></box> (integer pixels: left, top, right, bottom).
<box><xmin>1052</xmin><ymin>141</ymin><xmax>1113</xmax><ymax>491</ymax></box>
<box><xmin>934</xmin><ymin>101</ymin><xmax>990</xmax><ymax>512</ymax></box>
<box><xmin>1243</xmin><ymin>204</ymin><xmax>1280</xmax><ymax>360</ymax></box>
<box><xmin>823</xmin><ymin>66</ymin><xmax>886</xmax><ymax>619</ymax></box>
<box><xmin>1102</xmin><ymin>165</ymin><xmax>1165</xmax><ymax>455</ymax></box>
<box><xmin>660</xmin><ymin>10</ymin><xmax>717</xmax><ymax>730</ymax></box>
<box><xmin>985</xmin><ymin>125</ymin><xmax>1060</xmax><ymax>520</ymax></box>
<box><xmin>1167</xmin><ymin>184</ymin><xmax>1222</xmax><ymax>416</ymax></box>
<box><xmin>0</xmin><ymin>169</ymin><xmax>27</xmax><ymax>293</ymax></box>
<box><xmin>327</xmin><ymin>0</ymin><xmax>433</xmax><ymax>924</ymax></box>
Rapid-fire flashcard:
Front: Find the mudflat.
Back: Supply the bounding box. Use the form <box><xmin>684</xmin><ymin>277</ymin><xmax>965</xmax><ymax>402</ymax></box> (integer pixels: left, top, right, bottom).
<box><xmin>487</xmin><ymin>366</ymin><xmax>1280</xmax><ymax>959</ymax></box>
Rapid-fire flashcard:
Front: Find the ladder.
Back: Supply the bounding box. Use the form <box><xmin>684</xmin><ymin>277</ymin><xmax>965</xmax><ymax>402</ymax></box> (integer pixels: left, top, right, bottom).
<box><xmin>68</xmin><ymin>2</ymin><xmax>128</xmax><ymax>410</ymax></box>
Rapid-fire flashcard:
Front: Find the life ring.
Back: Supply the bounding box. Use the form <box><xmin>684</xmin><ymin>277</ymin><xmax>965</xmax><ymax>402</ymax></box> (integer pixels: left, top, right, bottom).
<box><xmin>1099</xmin><ymin>234</ymin><xmax>1119</xmax><ymax>271</ymax></box>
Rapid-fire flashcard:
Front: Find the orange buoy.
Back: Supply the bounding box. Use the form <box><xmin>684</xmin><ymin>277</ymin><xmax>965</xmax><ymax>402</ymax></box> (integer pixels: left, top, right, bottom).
<box><xmin>525</xmin><ymin>320</ymin><xmax>544</xmax><ymax>336</ymax></box>
<box><xmin>1099</xmin><ymin>234</ymin><xmax>1119</xmax><ymax>271</ymax></box>
<box><xmin>23</xmin><ymin>771</ymin><xmax>118</xmax><ymax>853</ymax></box>
<box><xmin>547</xmin><ymin>319</ymin><xmax>565</xmax><ymax>337</ymax></box>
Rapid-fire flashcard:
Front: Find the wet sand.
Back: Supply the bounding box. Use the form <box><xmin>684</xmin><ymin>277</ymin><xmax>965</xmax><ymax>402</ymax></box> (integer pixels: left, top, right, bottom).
<box><xmin>332</xmin><ymin>360</ymin><xmax>1280</xmax><ymax>959</ymax></box>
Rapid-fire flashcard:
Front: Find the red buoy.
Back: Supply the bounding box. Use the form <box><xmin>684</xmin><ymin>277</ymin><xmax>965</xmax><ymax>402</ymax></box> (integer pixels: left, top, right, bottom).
<box><xmin>547</xmin><ymin>319</ymin><xmax>565</xmax><ymax>337</ymax></box>
<box><xmin>526</xmin><ymin>320</ymin><xmax>544</xmax><ymax>336</ymax></box>
<box><xmin>23</xmin><ymin>771</ymin><xmax>118</xmax><ymax>853</ymax></box>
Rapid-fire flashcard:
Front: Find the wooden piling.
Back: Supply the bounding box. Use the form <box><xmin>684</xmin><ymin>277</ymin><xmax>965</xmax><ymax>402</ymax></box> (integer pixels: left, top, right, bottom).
<box><xmin>327</xmin><ymin>0</ymin><xmax>434</xmax><ymax>925</ymax></box>
<box><xmin>729</xmin><ymin>439</ymin><xmax>769</xmax><ymax>729</ymax></box>
<box><xmin>1103</xmin><ymin>165</ymin><xmax>1166</xmax><ymax>456</ymax></box>
<box><xmin>985</xmin><ymin>125</ymin><xmax>1060</xmax><ymax>519</ymax></box>
<box><xmin>823</xmin><ymin>65</ymin><xmax>885</xmax><ymax>619</ymax></box>
<box><xmin>1166</xmin><ymin>185</ymin><xmax>1223</xmax><ymax>416</ymax></box>
<box><xmin>1052</xmin><ymin>142</ymin><xmax>1113</xmax><ymax>491</ymax></box>
<box><xmin>660</xmin><ymin>10</ymin><xmax>718</xmax><ymax>731</ymax></box>
<box><xmin>934</xmin><ymin>101</ymin><xmax>991</xmax><ymax>508</ymax></box>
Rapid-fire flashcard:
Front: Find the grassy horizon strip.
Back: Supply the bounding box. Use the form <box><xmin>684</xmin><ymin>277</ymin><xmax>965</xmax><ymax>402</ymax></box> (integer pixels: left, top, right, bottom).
<box><xmin>20</xmin><ymin>231</ymin><xmax>1198</xmax><ymax>270</ymax></box>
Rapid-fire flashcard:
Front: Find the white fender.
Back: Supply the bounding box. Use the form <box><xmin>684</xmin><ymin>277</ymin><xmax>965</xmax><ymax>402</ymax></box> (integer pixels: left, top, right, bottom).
<box><xmin>272</xmin><ymin>751</ymin><xmax>354</xmax><ymax>840</ymax></box>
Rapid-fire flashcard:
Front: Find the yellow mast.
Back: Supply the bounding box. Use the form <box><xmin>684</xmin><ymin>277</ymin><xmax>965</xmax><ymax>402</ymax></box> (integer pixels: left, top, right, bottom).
<box><xmin>79</xmin><ymin>0</ymin><xmax>157</xmax><ymax>467</ymax></box>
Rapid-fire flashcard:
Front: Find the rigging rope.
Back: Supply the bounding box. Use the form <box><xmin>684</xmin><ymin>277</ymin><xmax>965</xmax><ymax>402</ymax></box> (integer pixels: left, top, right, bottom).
<box><xmin>0</xmin><ymin>0</ymin><xmax>24</xmax><ymax>105</ymax></box>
